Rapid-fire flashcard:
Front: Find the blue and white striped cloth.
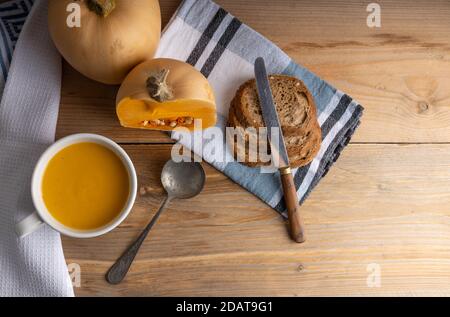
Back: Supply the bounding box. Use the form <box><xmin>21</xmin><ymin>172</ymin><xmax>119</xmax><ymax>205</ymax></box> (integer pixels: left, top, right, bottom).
<box><xmin>156</xmin><ymin>0</ymin><xmax>364</xmax><ymax>215</ymax></box>
<box><xmin>0</xmin><ymin>0</ymin><xmax>33</xmax><ymax>94</ymax></box>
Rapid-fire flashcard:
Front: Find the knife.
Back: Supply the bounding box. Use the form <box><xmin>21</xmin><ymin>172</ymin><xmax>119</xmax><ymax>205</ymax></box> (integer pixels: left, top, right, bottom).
<box><xmin>254</xmin><ymin>57</ymin><xmax>305</xmax><ymax>243</ymax></box>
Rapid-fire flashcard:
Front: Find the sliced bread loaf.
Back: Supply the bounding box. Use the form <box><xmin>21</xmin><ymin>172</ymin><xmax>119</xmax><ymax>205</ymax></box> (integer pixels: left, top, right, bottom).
<box><xmin>227</xmin><ymin>75</ymin><xmax>321</xmax><ymax>168</ymax></box>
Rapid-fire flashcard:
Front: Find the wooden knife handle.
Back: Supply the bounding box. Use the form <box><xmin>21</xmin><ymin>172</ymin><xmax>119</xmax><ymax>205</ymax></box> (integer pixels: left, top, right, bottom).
<box><xmin>280</xmin><ymin>168</ymin><xmax>306</xmax><ymax>243</ymax></box>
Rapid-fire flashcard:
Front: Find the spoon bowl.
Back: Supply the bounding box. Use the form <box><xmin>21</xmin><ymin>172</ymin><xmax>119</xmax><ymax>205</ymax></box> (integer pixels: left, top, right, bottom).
<box><xmin>161</xmin><ymin>160</ymin><xmax>205</xmax><ymax>199</ymax></box>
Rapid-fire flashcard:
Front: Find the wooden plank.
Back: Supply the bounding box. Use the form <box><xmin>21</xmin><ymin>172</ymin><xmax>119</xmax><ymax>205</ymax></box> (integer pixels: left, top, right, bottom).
<box><xmin>53</xmin><ymin>0</ymin><xmax>450</xmax><ymax>297</ymax></box>
<box><xmin>63</xmin><ymin>143</ymin><xmax>450</xmax><ymax>296</ymax></box>
<box><xmin>56</xmin><ymin>0</ymin><xmax>450</xmax><ymax>144</ymax></box>
<box><xmin>217</xmin><ymin>0</ymin><xmax>450</xmax><ymax>143</ymax></box>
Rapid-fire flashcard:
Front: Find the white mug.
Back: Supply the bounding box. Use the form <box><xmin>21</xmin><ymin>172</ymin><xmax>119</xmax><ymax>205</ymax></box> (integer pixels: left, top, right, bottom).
<box><xmin>16</xmin><ymin>134</ymin><xmax>137</xmax><ymax>239</ymax></box>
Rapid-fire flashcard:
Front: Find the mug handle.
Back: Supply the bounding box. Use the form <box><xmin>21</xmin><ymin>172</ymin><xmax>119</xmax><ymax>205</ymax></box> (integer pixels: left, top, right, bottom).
<box><xmin>15</xmin><ymin>212</ymin><xmax>44</xmax><ymax>238</ymax></box>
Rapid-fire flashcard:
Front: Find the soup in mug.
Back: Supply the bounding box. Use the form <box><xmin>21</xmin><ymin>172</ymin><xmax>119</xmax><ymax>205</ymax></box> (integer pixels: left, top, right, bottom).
<box><xmin>42</xmin><ymin>142</ymin><xmax>130</xmax><ymax>230</ymax></box>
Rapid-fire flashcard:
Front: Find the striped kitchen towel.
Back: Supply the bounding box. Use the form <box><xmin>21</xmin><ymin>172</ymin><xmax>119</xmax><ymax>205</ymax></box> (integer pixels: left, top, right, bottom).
<box><xmin>0</xmin><ymin>0</ymin><xmax>33</xmax><ymax>95</ymax></box>
<box><xmin>156</xmin><ymin>0</ymin><xmax>363</xmax><ymax>215</ymax></box>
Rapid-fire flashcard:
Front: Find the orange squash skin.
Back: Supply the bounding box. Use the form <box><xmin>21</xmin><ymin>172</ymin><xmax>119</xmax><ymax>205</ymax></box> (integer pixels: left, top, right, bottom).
<box><xmin>48</xmin><ymin>0</ymin><xmax>161</xmax><ymax>85</ymax></box>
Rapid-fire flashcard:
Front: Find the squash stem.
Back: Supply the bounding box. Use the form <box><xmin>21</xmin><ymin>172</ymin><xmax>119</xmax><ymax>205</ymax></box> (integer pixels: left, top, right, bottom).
<box><xmin>86</xmin><ymin>0</ymin><xmax>116</xmax><ymax>17</ymax></box>
<box><xmin>146</xmin><ymin>69</ymin><xmax>174</xmax><ymax>102</ymax></box>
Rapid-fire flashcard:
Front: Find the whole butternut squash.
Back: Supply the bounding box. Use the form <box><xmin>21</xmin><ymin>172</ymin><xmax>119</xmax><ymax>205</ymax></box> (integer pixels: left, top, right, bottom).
<box><xmin>116</xmin><ymin>58</ymin><xmax>217</xmax><ymax>131</ymax></box>
<box><xmin>48</xmin><ymin>0</ymin><xmax>161</xmax><ymax>84</ymax></box>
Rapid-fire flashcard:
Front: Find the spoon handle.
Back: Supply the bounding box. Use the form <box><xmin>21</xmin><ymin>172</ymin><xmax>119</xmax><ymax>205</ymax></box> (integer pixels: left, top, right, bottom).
<box><xmin>106</xmin><ymin>195</ymin><xmax>171</xmax><ymax>284</ymax></box>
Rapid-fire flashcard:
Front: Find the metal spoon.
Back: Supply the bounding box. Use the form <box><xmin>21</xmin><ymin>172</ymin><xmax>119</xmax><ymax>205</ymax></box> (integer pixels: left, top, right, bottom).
<box><xmin>106</xmin><ymin>159</ymin><xmax>206</xmax><ymax>285</ymax></box>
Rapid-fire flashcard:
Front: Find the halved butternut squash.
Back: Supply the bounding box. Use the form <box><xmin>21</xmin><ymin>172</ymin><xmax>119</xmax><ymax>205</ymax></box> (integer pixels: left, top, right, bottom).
<box><xmin>116</xmin><ymin>58</ymin><xmax>217</xmax><ymax>131</ymax></box>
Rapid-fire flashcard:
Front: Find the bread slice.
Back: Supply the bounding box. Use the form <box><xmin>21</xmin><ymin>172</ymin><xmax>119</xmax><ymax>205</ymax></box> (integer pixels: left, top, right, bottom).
<box><xmin>227</xmin><ymin>75</ymin><xmax>321</xmax><ymax>168</ymax></box>
<box><xmin>232</xmin><ymin>75</ymin><xmax>318</xmax><ymax>131</ymax></box>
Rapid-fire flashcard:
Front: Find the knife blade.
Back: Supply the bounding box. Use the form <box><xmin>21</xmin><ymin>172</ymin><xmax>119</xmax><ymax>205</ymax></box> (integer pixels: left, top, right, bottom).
<box><xmin>254</xmin><ymin>57</ymin><xmax>306</xmax><ymax>243</ymax></box>
<box><xmin>254</xmin><ymin>57</ymin><xmax>290</xmax><ymax>169</ymax></box>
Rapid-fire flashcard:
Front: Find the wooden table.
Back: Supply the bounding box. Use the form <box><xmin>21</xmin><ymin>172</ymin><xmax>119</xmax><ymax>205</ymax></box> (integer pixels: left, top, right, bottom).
<box><xmin>58</xmin><ymin>0</ymin><xmax>450</xmax><ymax>296</ymax></box>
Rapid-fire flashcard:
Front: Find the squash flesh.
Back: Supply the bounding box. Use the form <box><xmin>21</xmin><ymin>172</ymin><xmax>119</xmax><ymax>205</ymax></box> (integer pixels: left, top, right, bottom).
<box><xmin>117</xmin><ymin>98</ymin><xmax>217</xmax><ymax>131</ymax></box>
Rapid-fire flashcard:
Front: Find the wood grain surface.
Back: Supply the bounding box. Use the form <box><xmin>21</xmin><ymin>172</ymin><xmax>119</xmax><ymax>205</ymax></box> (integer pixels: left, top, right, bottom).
<box><xmin>57</xmin><ymin>0</ymin><xmax>450</xmax><ymax>296</ymax></box>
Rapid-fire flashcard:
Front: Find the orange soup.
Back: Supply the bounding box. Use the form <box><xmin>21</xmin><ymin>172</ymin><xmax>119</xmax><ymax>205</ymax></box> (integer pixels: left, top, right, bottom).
<box><xmin>42</xmin><ymin>142</ymin><xmax>130</xmax><ymax>230</ymax></box>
